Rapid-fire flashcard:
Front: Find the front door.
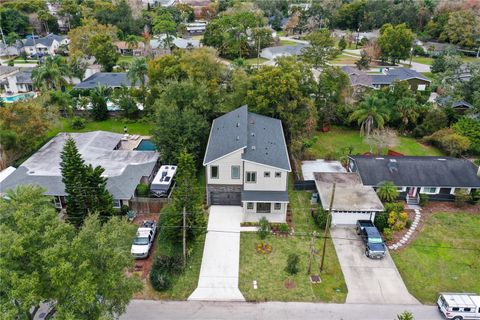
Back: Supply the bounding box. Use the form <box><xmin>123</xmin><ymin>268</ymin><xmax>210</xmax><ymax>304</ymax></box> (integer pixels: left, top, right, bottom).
<box><xmin>407</xmin><ymin>187</ymin><xmax>418</xmax><ymax>197</ymax></box>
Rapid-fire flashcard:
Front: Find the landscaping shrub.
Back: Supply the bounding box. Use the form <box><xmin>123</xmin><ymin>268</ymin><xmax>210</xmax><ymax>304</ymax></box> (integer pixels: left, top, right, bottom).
<box><xmin>396</xmin><ymin>311</ymin><xmax>414</xmax><ymax>320</ymax></box>
<box><xmin>70</xmin><ymin>117</ymin><xmax>86</xmax><ymax>130</ymax></box>
<box><xmin>423</xmin><ymin>128</ymin><xmax>470</xmax><ymax>156</ymax></box>
<box><xmin>399</xmin><ymin>211</ymin><xmax>408</xmax><ymax>222</ymax></box>
<box><xmin>279</xmin><ymin>223</ymin><xmax>289</xmax><ymax>234</ymax></box>
<box><xmin>120</xmin><ymin>205</ymin><xmax>129</xmax><ymax>216</ymax></box>
<box><xmin>136</xmin><ymin>183</ymin><xmax>150</xmax><ymax>197</ymax></box>
<box><xmin>257</xmin><ymin>217</ymin><xmax>270</xmax><ymax>239</ymax></box>
<box><xmin>383</xmin><ymin>202</ymin><xmax>404</xmax><ymax>214</ymax></box>
<box><xmin>374</xmin><ymin>212</ymin><xmax>388</xmax><ymax>232</ymax></box>
<box><xmin>454</xmin><ymin>189</ymin><xmax>469</xmax><ymax>207</ymax></box>
<box><xmin>313</xmin><ymin>208</ymin><xmax>328</xmax><ymax>229</ymax></box>
<box><xmin>285</xmin><ymin>253</ymin><xmax>300</xmax><ymax>275</ymax></box>
<box><xmin>383</xmin><ymin>227</ymin><xmax>393</xmax><ymax>241</ymax></box>
<box><xmin>419</xmin><ymin>194</ymin><xmax>429</xmax><ymax>206</ymax></box>
<box><xmin>453</xmin><ymin>118</ymin><xmax>480</xmax><ymax>154</ymax></box>
<box><xmin>472</xmin><ymin>189</ymin><xmax>480</xmax><ymax>204</ymax></box>
<box><xmin>405</xmin><ymin>219</ymin><xmax>412</xmax><ymax>229</ymax></box>
<box><xmin>377</xmin><ymin>181</ymin><xmax>399</xmax><ymax>202</ymax></box>
<box><xmin>150</xmin><ymin>254</ymin><xmax>183</xmax><ymax>291</ymax></box>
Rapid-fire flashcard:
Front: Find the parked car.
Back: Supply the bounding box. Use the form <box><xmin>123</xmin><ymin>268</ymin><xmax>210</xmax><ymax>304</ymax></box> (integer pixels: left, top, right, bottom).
<box><xmin>130</xmin><ymin>220</ymin><xmax>157</xmax><ymax>259</ymax></box>
<box><xmin>437</xmin><ymin>293</ymin><xmax>480</xmax><ymax>320</ymax></box>
<box><xmin>356</xmin><ymin>220</ymin><xmax>386</xmax><ymax>259</ymax></box>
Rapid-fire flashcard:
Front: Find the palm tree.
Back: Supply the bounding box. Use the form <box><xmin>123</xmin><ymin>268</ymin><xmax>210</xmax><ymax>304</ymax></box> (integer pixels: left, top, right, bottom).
<box><xmin>377</xmin><ymin>181</ymin><xmax>399</xmax><ymax>202</ymax></box>
<box><xmin>349</xmin><ymin>95</ymin><xmax>389</xmax><ymax>136</ymax></box>
<box><xmin>127</xmin><ymin>57</ymin><xmax>147</xmax><ymax>89</ymax></box>
<box><xmin>125</xmin><ymin>35</ymin><xmax>139</xmax><ymax>53</ymax></box>
<box><xmin>32</xmin><ymin>56</ymin><xmax>71</xmax><ymax>91</ymax></box>
<box><xmin>395</xmin><ymin>97</ymin><xmax>419</xmax><ymax>132</ymax></box>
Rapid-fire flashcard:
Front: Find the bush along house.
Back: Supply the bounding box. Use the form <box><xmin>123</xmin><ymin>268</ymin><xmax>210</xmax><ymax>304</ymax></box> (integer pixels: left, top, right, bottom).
<box><xmin>203</xmin><ymin>105</ymin><xmax>291</xmax><ymax>223</ymax></box>
<box><xmin>348</xmin><ymin>156</ymin><xmax>480</xmax><ymax>204</ymax></box>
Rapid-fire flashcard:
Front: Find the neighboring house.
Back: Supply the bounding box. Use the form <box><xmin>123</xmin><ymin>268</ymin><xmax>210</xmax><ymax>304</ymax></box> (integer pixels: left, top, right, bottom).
<box><xmin>260</xmin><ymin>44</ymin><xmax>307</xmax><ymax>60</ymax></box>
<box><xmin>437</xmin><ymin>96</ymin><xmax>475</xmax><ymax>114</ymax></box>
<box><xmin>0</xmin><ymin>131</ymin><xmax>159</xmax><ymax>209</ymax></box>
<box><xmin>342</xmin><ymin>66</ymin><xmax>431</xmax><ymax>93</ymax></box>
<box><xmin>74</xmin><ymin>72</ymin><xmax>139</xmax><ymax>89</ymax></box>
<box><xmin>348</xmin><ymin>155</ymin><xmax>480</xmax><ymax>204</ymax></box>
<box><xmin>203</xmin><ymin>105</ymin><xmax>291</xmax><ymax>223</ymax></box>
<box><xmin>22</xmin><ymin>34</ymin><xmax>69</xmax><ymax>56</ymax></box>
<box><xmin>0</xmin><ymin>66</ymin><xmax>33</xmax><ymax>94</ymax></box>
<box><xmin>421</xmin><ymin>41</ymin><xmax>454</xmax><ymax>56</ymax></box>
<box><xmin>150</xmin><ymin>35</ymin><xmax>200</xmax><ymax>53</ymax></box>
<box><xmin>314</xmin><ymin>172</ymin><xmax>384</xmax><ymax>225</ymax></box>
<box><xmin>142</xmin><ymin>0</ymin><xmax>177</xmax><ymax>6</ymax></box>
<box><xmin>185</xmin><ymin>21</ymin><xmax>207</xmax><ymax>34</ymax></box>
<box><xmin>114</xmin><ymin>41</ymin><xmax>145</xmax><ymax>56</ymax></box>
<box><xmin>0</xmin><ymin>42</ymin><xmax>22</xmax><ymax>57</ymax></box>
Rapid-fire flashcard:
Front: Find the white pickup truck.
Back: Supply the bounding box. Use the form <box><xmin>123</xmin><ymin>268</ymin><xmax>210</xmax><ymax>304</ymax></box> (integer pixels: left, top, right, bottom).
<box><xmin>131</xmin><ymin>220</ymin><xmax>157</xmax><ymax>259</ymax></box>
<box><xmin>437</xmin><ymin>293</ymin><xmax>480</xmax><ymax>320</ymax></box>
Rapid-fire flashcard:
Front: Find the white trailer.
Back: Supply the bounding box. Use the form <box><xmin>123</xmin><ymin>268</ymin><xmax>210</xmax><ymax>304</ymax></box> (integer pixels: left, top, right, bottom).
<box><xmin>437</xmin><ymin>293</ymin><xmax>480</xmax><ymax>320</ymax></box>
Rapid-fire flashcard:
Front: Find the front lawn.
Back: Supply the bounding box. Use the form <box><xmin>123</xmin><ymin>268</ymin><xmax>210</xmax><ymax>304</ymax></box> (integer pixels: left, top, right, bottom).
<box><xmin>244</xmin><ymin>57</ymin><xmax>268</xmax><ymax>65</ymax></box>
<box><xmin>329</xmin><ymin>53</ymin><xmax>359</xmax><ymax>65</ymax></box>
<box><xmin>411</xmin><ymin>56</ymin><xmax>434</xmax><ymax>65</ymax></box>
<box><xmin>391</xmin><ymin>212</ymin><xmax>480</xmax><ymax>304</ymax></box>
<box><xmin>306</xmin><ymin>126</ymin><xmax>442</xmax><ymax>159</ymax></box>
<box><xmin>238</xmin><ymin>181</ymin><xmax>347</xmax><ymax>302</ymax></box>
<box><xmin>49</xmin><ymin>118</ymin><xmax>153</xmax><ymax>137</ymax></box>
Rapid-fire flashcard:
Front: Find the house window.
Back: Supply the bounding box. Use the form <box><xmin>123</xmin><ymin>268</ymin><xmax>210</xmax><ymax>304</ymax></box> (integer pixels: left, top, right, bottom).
<box><xmin>274</xmin><ymin>203</ymin><xmax>281</xmax><ymax>210</ymax></box>
<box><xmin>397</xmin><ymin>187</ymin><xmax>406</xmax><ymax>192</ymax></box>
<box><xmin>418</xmin><ymin>84</ymin><xmax>426</xmax><ymax>91</ymax></box>
<box><xmin>211</xmin><ymin>166</ymin><xmax>219</xmax><ymax>179</ymax></box>
<box><xmin>421</xmin><ymin>187</ymin><xmax>438</xmax><ymax>194</ymax></box>
<box><xmin>264</xmin><ymin>171</ymin><xmax>271</xmax><ymax>178</ymax></box>
<box><xmin>231</xmin><ymin>166</ymin><xmax>240</xmax><ymax>179</ymax></box>
<box><xmin>53</xmin><ymin>196</ymin><xmax>62</xmax><ymax>209</ymax></box>
<box><xmin>246</xmin><ymin>171</ymin><xmax>257</xmax><ymax>183</ymax></box>
<box><xmin>275</xmin><ymin>172</ymin><xmax>282</xmax><ymax>178</ymax></box>
<box><xmin>112</xmin><ymin>199</ymin><xmax>121</xmax><ymax>208</ymax></box>
<box><xmin>257</xmin><ymin>202</ymin><xmax>271</xmax><ymax>213</ymax></box>
<box><xmin>246</xmin><ymin>202</ymin><xmax>254</xmax><ymax>210</ymax></box>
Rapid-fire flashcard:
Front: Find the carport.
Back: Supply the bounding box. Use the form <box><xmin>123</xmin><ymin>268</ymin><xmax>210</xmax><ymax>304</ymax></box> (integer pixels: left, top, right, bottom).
<box><xmin>314</xmin><ymin>172</ymin><xmax>384</xmax><ymax>225</ymax></box>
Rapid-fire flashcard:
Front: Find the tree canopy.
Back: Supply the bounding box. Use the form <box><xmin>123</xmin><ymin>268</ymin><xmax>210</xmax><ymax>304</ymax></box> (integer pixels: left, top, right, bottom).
<box><xmin>378</xmin><ymin>23</ymin><xmax>414</xmax><ymax>64</ymax></box>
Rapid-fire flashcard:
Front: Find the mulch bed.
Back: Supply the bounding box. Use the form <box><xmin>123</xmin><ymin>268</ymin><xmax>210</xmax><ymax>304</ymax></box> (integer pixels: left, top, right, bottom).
<box><xmin>388</xmin><ymin>209</ymin><xmax>416</xmax><ymax>246</ymax></box>
<box><xmin>256</xmin><ymin>242</ymin><xmax>273</xmax><ymax>254</ymax></box>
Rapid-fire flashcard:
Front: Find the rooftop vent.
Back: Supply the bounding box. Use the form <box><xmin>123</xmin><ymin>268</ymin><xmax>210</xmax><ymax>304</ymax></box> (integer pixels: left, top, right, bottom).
<box><xmin>250</xmin><ymin>119</ymin><xmax>255</xmax><ymax>125</ymax></box>
<box><xmin>387</xmin><ymin>160</ymin><xmax>398</xmax><ymax>173</ymax></box>
<box><xmin>437</xmin><ymin>158</ymin><xmax>446</xmax><ymax>161</ymax></box>
<box><xmin>236</xmin><ymin>122</ymin><xmax>240</xmax><ymax>127</ymax></box>
<box><xmin>236</xmin><ymin>136</ymin><xmax>240</xmax><ymax>141</ymax></box>
<box><xmin>375</xmin><ymin>157</ymin><xmax>384</xmax><ymax>160</ymax></box>
<box><xmin>389</xmin><ymin>159</ymin><xmax>397</xmax><ymax>163</ymax></box>
<box><xmin>251</xmin><ymin>146</ymin><xmax>256</xmax><ymax>150</ymax></box>
<box><xmin>251</xmin><ymin>132</ymin><xmax>255</xmax><ymax>137</ymax></box>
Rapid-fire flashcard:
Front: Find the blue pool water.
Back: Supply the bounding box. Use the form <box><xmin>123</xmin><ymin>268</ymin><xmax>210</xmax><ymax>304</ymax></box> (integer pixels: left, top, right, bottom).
<box><xmin>1</xmin><ymin>93</ymin><xmax>35</xmax><ymax>103</ymax></box>
<box><xmin>136</xmin><ymin>139</ymin><xmax>156</xmax><ymax>151</ymax></box>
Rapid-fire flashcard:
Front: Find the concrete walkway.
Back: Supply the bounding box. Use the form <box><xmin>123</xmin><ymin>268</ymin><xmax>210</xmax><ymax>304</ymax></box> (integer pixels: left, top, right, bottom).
<box><xmin>331</xmin><ymin>227</ymin><xmax>419</xmax><ymax>305</ymax></box>
<box><xmin>188</xmin><ymin>206</ymin><xmax>245</xmax><ymax>301</ymax></box>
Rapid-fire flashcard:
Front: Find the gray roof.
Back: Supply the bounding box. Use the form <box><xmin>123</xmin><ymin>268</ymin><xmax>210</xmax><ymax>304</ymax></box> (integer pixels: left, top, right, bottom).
<box><xmin>262</xmin><ymin>44</ymin><xmax>308</xmax><ymax>57</ymax></box>
<box><xmin>341</xmin><ymin>66</ymin><xmax>373</xmax><ymax>88</ymax></box>
<box><xmin>0</xmin><ymin>131</ymin><xmax>159</xmax><ymax>199</ymax></box>
<box><xmin>241</xmin><ymin>191</ymin><xmax>289</xmax><ymax>202</ymax></box>
<box><xmin>370</xmin><ymin>74</ymin><xmax>400</xmax><ymax>85</ymax></box>
<box><xmin>350</xmin><ymin>156</ymin><xmax>480</xmax><ymax>188</ymax></box>
<box><xmin>386</xmin><ymin>68</ymin><xmax>431</xmax><ymax>82</ymax></box>
<box><xmin>16</xmin><ymin>71</ymin><xmax>33</xmax><ymax>84</ymax></box>
<box><xmin>314</xmin><ymin>172</ymin><xmax>384</xmax><ymax>212</ymax></box>
<box><xmin>24</xmin><ymin>34</ymin><xmax>66</xmax><ymax>47</ymax></box>
<box><xmin>203</xmin><ymin>106</ymin><xmax>291</xmax><ymax>171</ymax></box>
<box><xmin>0</xmin><ymin>65</ymin><xmax>18</xmax><ymax>77</ymax></box>
<box><xmin>74</xmin><ymin>72</ymin><xmax>136</xmax><ymax>89</ymax></box>
<box><xmin>344</xmin><ymin>67</ymin><xmax>431</xmax><ymax>87</ymax></box>
<box><xmin>437</xmin><ymin>96</ymin><xmax>474</xmax><ymax>109</ymax></box>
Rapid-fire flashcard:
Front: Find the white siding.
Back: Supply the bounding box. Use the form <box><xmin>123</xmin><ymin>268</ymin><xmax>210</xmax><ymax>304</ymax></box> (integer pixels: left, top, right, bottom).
<box><xmin>243</xmin><ymin>161</ymin><xmax>288</xmax><ymax>191</ymax></box>
<box><xmin>206</xmin><ymin>149</ymin><xmax>243</xmax><ymax>185</ymax></box>
<box><xmin>331</xmin><ymin>211</ymin><xmax>376</xmax><ymax>226</ymax></box>
<box><xmin>242</xmin><ymin>202</ymin><xmax>287</xmax><ymax>223</ymax></box>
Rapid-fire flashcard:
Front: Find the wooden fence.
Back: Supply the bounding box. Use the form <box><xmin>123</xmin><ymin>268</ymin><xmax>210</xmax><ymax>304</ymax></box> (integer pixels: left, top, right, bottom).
<box><xmin>129</xmin><ymin>197</ymin><xmax>171</xmax><ymax>214</ymax></box>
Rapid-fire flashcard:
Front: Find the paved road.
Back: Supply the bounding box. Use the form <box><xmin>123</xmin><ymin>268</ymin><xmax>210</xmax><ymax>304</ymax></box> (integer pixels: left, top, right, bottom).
<box><xmin>331</xmin><ymin>227</ymin><xmax>419</xmax><ymax>305</ymax></box>
<box><xmin>188</xmin><ymin>206</ymin><xmax>245</xmax><ymax>301</ymax></box>
<box><xmin>120</xmin><ymin>300</ymin><xmax>442</xmax><ymax>320</ymax></box>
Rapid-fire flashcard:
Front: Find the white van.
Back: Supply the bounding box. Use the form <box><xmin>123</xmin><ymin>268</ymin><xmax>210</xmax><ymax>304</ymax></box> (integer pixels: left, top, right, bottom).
<box><xmin>437</xmin><ymin>293</ymin><xmax>480</xmax><ymax>320</ymax></box>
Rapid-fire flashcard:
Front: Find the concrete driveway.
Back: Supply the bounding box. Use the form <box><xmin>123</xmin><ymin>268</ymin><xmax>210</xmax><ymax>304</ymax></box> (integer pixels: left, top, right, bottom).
<box><xmin>331</xmin><ymin>227</ymin><xmax>419</xmax><ymax>305</ymax></box>
<box><xmin>188</xmin><ymin>206</ymin><xmax>245</xmax><ymax>301</ymax></box>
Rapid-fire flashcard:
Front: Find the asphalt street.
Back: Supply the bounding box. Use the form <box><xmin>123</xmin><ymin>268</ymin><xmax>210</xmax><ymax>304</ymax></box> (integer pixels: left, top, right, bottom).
<box><xmin>120</xmin><ymin>300</ymin><xmax>443</xmax><ymax>320</ymax></box>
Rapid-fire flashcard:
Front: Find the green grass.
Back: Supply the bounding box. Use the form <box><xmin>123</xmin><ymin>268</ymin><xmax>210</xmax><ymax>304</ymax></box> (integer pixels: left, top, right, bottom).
<box><xmin>244</xmin><ymin>57</ymin><xmax>268</xmax><ymax>65</ymax></box>
<box><xmin>238</xmin><ymin>178</ymin><xmax>347</xmax><ymax>302</ymax></box>
<box><xmin>329</xmin><ymin>53</ymin><xmax>359</xmax><ymax>64</ymax></box>
<box><xmin>118</xmin><ymin>55</ymin><xmax>136</xmax><ymax>64</ymax></box>
<box><xmin>306</xmin><ymin>126</ymin><xmax>442</xmax><ymax>159</ymax></box>
<box><xmin>422</xmin><ymin>72</ymin><xmax>434</xmax><ymax>79</ymax></box>
<box><xmin>279</xmin><ymin>39</ymin><xmax>298</xmax><ymax>46</ymax></box>
<box><xmin>48</xmin><ymin>118</ymin><xmax>153</xmax><ymax>137</ymax></box>
<box><xmin>462</xmin><ymin>56</ymin><xmax>479</xmax><ymax>63</ymax></box>
<box><xmin>411</xmin><ymin>56</ymin><xmax>434</xmax><ymax>65</ymax></box>
<box><xmin>391</xmin><ymin>212</ymin><xmax>480</xmax><ymax>304</ymax></box>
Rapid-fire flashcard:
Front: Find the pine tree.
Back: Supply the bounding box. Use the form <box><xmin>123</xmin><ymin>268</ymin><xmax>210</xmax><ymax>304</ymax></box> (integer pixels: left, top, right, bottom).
<box><xmin>84</xmin><ymin>164</ymin><xmax>115</xmax><ymax>221</ymax></box>
<box><xmin>60</xmin><ymin>136</ymin><xmax>88</xmax><ymax>226</ymax></box>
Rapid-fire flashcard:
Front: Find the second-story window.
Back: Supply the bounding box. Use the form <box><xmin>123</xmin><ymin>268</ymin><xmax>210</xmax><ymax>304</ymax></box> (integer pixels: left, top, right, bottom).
<box><xmin>246</xmin><ymin>171</ymin><xmax>257</xmax><ymax>183</ymax></box>
<box><xmin>231</xmin><ymin>166</ymin><xmax>240</xmax><ymax>179</ymax></box>
<box><xmin>211</xmin><ymin>166</ymin><xmax>219</xmax><ymax>179</ymax></box>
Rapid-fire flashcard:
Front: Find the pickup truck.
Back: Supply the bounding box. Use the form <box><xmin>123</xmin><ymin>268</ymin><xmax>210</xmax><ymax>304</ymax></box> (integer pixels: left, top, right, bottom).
<box><xmin>131</xmin><ymin>220</ymin><xmax>157</xmax><ymax>259</ymax></box>
<box><xmin>356</xmin><ymin>220</ymin><xmax>386</xmax><ymax>259</ymax></box>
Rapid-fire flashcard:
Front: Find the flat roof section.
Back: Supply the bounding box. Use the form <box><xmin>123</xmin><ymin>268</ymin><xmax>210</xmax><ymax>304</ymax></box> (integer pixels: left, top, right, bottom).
<box><xmin>301</xmin><ymin>160</ymin><xmax>346</xmax><ymax>181</ymax></box>
<box><xmin>314</xmin><ymin>172</ymin><xmax>384</xmax><ymax>212</ymax></box>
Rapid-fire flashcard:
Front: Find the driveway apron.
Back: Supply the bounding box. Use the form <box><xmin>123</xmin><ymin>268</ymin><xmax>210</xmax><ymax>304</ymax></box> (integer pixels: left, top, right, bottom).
<box><xmin>188</xmin><ymin>206</ymin><xmax>245</xmax><ymax>301</ymax></box>
<box><xmin>331</xmin><ymin>227</ymin><xmax>419</xmax><ymax>305</ymax></box>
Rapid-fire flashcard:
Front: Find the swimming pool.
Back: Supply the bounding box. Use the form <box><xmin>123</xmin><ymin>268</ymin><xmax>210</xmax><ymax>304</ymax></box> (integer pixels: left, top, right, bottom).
<box><xmin>136</xmin><ymin>139</ymin><xmax>156</xmax><ymax>151</ymax></box>
<box><xmin>1</xmin><ymin>93</ymin><xmax>36</xmax><ymax>103</ymax></box>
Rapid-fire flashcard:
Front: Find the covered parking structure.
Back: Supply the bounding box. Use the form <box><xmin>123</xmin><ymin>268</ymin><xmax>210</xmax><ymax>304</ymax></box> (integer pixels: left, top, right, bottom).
<box><xmin>314</xmin><ymin>172</ymin><xmax>384</xmax><ymax>226</ymax></box>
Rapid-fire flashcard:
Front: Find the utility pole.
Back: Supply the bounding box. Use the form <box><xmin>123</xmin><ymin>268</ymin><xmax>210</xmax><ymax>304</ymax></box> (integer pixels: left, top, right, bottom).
<box><xmin>319</xmin><ymin>183</ymin><xmax>335</xmax><ymax>272</ymax></box>
<box><xmin>182</xmin><ymin>206</ymin><xmax>187</xmax><ymax>269</ymax></box>
<box><xmin>0</xmin><ymin>14</ymin><xmax>6</xmax><ymax>46</ymax></box>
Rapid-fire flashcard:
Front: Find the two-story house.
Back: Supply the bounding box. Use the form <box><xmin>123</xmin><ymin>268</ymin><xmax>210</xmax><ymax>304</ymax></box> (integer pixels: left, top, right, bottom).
<box><xmin>203</xmin><ymin>106</ymin><xmax>291</xmax><ymax>223</ymax></box>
